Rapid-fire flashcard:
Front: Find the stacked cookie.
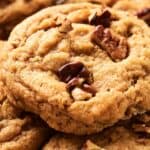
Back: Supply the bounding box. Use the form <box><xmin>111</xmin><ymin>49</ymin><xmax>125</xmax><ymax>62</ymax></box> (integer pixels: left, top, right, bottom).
<box><xmin>0</xmin><ymin>0</ymin><xmax>150</xmax><ymax>149</ymax></box>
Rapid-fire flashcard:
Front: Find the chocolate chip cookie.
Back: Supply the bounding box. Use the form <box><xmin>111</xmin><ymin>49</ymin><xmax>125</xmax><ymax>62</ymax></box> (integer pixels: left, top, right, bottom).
<box><xmin>61</xmin><ymin>0</ymin><xmax>150</xmax><ymax>25</ymax></box>
<box><xmin>0</xmin><ymin>58</ymin><xmax>50</xmax><ymax>150</ymax></box>
<box><xmin>0</xmin><ymin>76</ymin><xmax>50</xmax><ymax>150</ymax></box>
<box><xmin>4</xmin><ymin>3</ymin><xmax>150</xmax><ymax>135</ymax></box>
<box><xmin>43</xmin><ymin>113</ymin><xmax>150</xmax><ymax>150</ymax></box>
<box><xmin>0</xmin><ymin>0</ymin><xmax>55</xmax><ymax>40</ymax></box>
<box><xmin>112</xmin><ymin>0</ymin><xmax>150</xmax><ymax>25</ymax></box>
<box><xmin>0</xmin><ymin>116</ymin><xmax>50</xmax><ymax>150</ymax></box>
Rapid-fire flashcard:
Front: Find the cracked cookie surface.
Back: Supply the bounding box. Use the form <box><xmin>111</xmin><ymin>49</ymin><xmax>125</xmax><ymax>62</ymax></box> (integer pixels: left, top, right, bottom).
<box><xmin>4</xmin><ymin>3</ymin><xmax>150</xmax><ymax>135</ymax></box>
<box><xmin>0</xmin><ymin>65</ymin><xmax>50</xmax><ymax>150</ymax></box>
<box><xmin>0</xmin><ymin>80</ymin><xmax>50</xmax><ymax>150</ymax></box>
<box><xmin>0</xmin><ymin>116</ymin><xmax>50</xmax><ymax>150</ymax></box>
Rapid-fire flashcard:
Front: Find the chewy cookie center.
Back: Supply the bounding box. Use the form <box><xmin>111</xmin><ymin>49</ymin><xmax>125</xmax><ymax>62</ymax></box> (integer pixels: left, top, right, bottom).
<box><xmin>57</xmin><ymin>62</ymin><xmax>96</xmax><ymax>101</ymax></box>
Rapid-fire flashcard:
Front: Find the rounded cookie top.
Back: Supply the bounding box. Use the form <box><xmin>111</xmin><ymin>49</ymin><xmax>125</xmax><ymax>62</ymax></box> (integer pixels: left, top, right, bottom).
<box><xmin>112</xmin><ymin>0</ymin><xmax>150</xmax><ymax>25</ymax></box>
<box><xmin>0</xmin><ymin>77</ymin><xmax>50</xmax><ymax>150</ymax></box>
<box><xmin>43</xmin><ymin>113</ymin><xmax>150</xmax><ymax>150</ymax></box>
<box><xmin>0</xmin><ymin>0</ymin><xmax>54</xmax><ymax>40</ymax></box>
<box><xmin>5</xmin><ymin>3</ymin><xmax>150</xmax><ymax>135</ymax></box>
<box><xmin>0</xmin><ymin>61</ymin><xmax>50</xmax><ymax>150</ymax></box>
<box><xmin>0</xmin><ymin>116</ymin><xmax>50</xmax><ymax>150</ymax></box>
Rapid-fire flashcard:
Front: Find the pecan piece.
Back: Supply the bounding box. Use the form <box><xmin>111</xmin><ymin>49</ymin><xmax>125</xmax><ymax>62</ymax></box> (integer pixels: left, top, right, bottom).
<box><xmin>82</xmin><ymin>140</ymin><xmax>101</xmax><ymax>150</ymax></box>
<box><xmin>58</xmin><ymin>19</ymin><xmax>72</xmax><ymax>33</ymax></box>
<box><xmin>89</xmin><ymin>10</ymin><xmax>111</xmax><ymax>27</ymax></box>
<box><xmin>136</xmin><ymin>8</ymin><xmax>150</xmax><ymax>25</ymax></box>
<box><xmin>82</xmin><ymin>84</ymin><xmax>97</xmax><ymax>96</ymax></box>
<box><xmin>91</xmin><ymin>25</ymin><xmax>129</xmax><ymax>61</ymax></box>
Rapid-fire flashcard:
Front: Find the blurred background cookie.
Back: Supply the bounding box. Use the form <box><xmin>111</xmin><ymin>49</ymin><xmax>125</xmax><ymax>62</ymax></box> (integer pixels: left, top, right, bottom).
<box><xmin>0</xmin><ymin>0</ymin><xmax>55</xmax><ymax>40</ymax></box>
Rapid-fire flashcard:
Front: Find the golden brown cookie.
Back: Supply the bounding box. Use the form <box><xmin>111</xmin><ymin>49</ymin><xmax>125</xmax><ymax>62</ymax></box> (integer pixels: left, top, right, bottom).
<box><xmin>43</xmin><ymin>113</ymin><xmax>150</xmax><ymax>150</ymax></box>
<box><xmin>4</xmin><ymin>3</ymin><xmax>150</xmax><ymax>135</ymax></box>
<box><xmin>0</xmin><ymin>58</ymin><xmax>50</xmax><ymax>150</ymax></box>
<box><xmin>0</xmin><ymin>77</ymin><xmax>51</xmax><ymax>150</ymax></box>
<box><xmin>0</xmin><ymin>116</ymin><xmax>50</xmax><ymax>150</ymax></box>
<box><xmin>60</xmin><ymin>0</ymin><xmax>150</xmax><ymax>25</ymax></box>
<box><xmin>112</xmin><ymin>0</ymin><xmax>150</xmax><ymax>25</ymax></box>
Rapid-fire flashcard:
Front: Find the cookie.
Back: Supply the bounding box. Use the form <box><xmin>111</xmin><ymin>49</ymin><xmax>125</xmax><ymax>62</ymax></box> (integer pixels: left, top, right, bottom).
<box><xmin>4</xmin><ymin>3</ymin><xmax>150</xmax><ymax>135</ymax></box>
<box><xmin>0</xmin><ymin>80</ymin><xmax>50</xmax><ymax>150</ymax></box>
<box><xmin>43</xmin><ymin>114</ymin><xmax>150</xmax><ymax>150</ymax></box>
<box><xmin>0</xmin><ymin>116</ymin><xmax>50</xmax><ymax>150</ymax></box>
<box><xmin>0</xmin><ymin>80</ymin><xmax>21</xmax><ymax>120</ymax></box>
<box><xmin>60</xmin><ymin>0</ymin><xmax>150</xmax><ymax>25</ymax></box>
<box><xmin>0</xmin><ymin>59</ymin><xmax>50</xmax><ymax>150</ymax></box>
<box><xmin>55</xmin><ymin>0</ymin><xmax>117</xmax><ymax>6</ymax></box>
<box><xmin>0</xmin><ymin>0</ymin><xmax>55</xmax><ymax>40</ymax></box>
<box><xmin>112</xmin><ymin>0</ymin><xmax>150</xmax><ymax>25</ymax></box>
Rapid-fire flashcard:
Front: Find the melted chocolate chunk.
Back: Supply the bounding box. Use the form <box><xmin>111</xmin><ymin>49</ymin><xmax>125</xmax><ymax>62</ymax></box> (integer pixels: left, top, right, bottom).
<box><xmin>67</xmin><ymin>77</ymin><xmax>82</xmax><ymax>91</ymax></box>
<box><xmin>58</xmin><ymin>62</ymin><xmax>96</xmax><ymax>99</ymax></box>
<box><xmin>91</xmin><ymin>25</ymin><xmax>129</xmax><ymax>61</ymax></box>
<box><xmin>89</xmin><ymin>10</ymin><xmax>111</xmax><ymax>27</ymax></box>
<box><xmin>82</xmin><ymin>84</ymin><xmax>97</xmax><ymax>96</ymax></box>
<box><xmin>58</xmin><ymin>62</ymin><xmax>84</xmax><ymax>82</ymax></box>
<box><xmin>136</xmin><ymin>8</ymin><xmax>150</xmax><ymax>25</ymax></box>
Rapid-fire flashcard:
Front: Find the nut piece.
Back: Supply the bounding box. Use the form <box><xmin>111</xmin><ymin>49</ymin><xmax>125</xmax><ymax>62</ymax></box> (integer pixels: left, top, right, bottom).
<box><xmin>91</xmin><ymin>25</ymin><xmax>128</xmax><ymax>61</ymax></box>
<box><xmin>67</xmin><ymin>77</ymin><xmax>85</xmax><ymax>91</ymax></box>
<box><xmin>82</xmin><ymin>84</ymin><xmax>97</xmax><ymax>96</ymax></box>
<box><xmin>71</xmin><ymin>87</ymin><xmax>92</xmax><ymax>101</ymax></box>
<box><xmin>58</xmin><ymin>19</ymin><xmax>73</xmax><ymax>33</ymax></box>
<box><xmin>82</xmin><ymin>140</ymin><xmax>102</xmax><ymax>150</ymax></box>
<box><xmin>89</xmin><ymin>10</ymin><xmax>111</xmax><ymax>27</ymax></box>
<box><xmin>136</xmin><ymin>8</ymin><xmax>150</xmax><ymax>25</ymax></box>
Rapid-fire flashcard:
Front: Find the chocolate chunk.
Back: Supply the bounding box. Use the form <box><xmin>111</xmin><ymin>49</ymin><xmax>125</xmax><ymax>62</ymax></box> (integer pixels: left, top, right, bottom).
<box><xmin>67</xmin><ymin>77</ymin><xmax>84</xmax><ymax>91</ymax></box>
<box><xmin>82</xmin><ymin>84</ymin><xmax>97</xmax><ymax>96</ymax></box>
<box><xmin>91</xmin><ymin>25</ymin><xmax>129</xmax><ymax>61</ymax></box>
<box><xmin>58</xmin><ymin>62</ymin><xmax>96</xmax><ymax>100</ymax></box>
<box><xmin>58</xmin><ymin>62</ymin><xmax>84</xmax><ymax>82</ymax></box>
<box><xmin>89</xmin><ymin>10</ymin><xmax>111</xmax><ymax>27</ymax></box>
<box><xmin>79</xmin><ymin>67</ymin><xmax>94</xmax><ymax>84</ymax></box>
<box><xmin>136</xmin><ymin>8</ymin><xmax>150</xmax><ymax>25</ymax></box>
<box><xmin>58</xmin><ymin>62</ymin><xmax>93</xmax><ymax>83</ymax></box>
